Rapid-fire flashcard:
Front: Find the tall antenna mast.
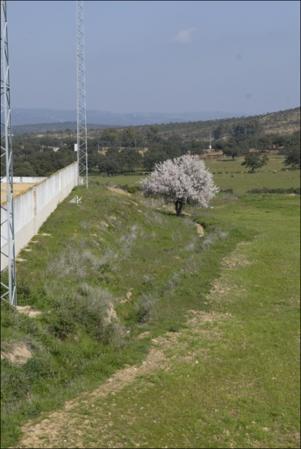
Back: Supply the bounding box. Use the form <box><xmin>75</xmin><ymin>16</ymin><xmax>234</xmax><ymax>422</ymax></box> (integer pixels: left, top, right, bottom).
<box><xmin>1</xmin><ymin>0</ymin><xmax>17</xmax><ymax>305</ymax></box>
<box><xmin>76</xmin><ymin>0</ymin><xmax>88</xmax><ymax>187</ymax></box>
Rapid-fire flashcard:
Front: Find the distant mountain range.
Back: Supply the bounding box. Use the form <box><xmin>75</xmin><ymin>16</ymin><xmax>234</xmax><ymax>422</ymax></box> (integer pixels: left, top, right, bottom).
<box><xmin>12</xmin><ymin>108</ymin><xmax>242</xmax><ymax>129</ymax></box>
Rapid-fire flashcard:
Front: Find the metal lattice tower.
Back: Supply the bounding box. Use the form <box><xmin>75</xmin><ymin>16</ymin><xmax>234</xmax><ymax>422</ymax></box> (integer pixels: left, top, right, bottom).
<box><xmin>1</xmin><ymin>0</ymin><xmax>17</xmax><ymax>306</ymax></box>
<box><xmin>76</xmin><ymin>0</ymin><xmax>88</xmax><ymax>187</ymax></box>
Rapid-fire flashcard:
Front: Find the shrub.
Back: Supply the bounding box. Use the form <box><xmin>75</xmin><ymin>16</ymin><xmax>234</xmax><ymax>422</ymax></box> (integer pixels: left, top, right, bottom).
<box><xmin>118</xmin><ymin>184</ymin><xmax>141</xmax><ymax>194</ymax></box>
<box><xmin>242</xmin><ymin>153</ymin><xmax>268</xmax><ymax>173</ymax></box>
<box><xmin>135</xmin><ymin>294</ymin><xmax>157</xmax><ymax>323</ymax></box>
<box><xmin>247</xmin><ymin>187</ymin><xmax>300</xmax><ymax>194</ymax></box>
<box><xmin>48</xmin><ymin>284</ymin><xmax>125</xmax><ymax>344</ymax></box>
<box><xmin>220</xmin><ymin>188</ymin><xmax>234</xmax><ymax>194</ymax></box>
<box><xmin>284</xmin><ymin>147</ymin><xmax>300</xmax><ymax>168</ymax></box>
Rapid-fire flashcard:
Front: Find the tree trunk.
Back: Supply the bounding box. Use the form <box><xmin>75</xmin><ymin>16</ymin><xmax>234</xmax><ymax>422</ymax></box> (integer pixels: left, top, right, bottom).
<box><xmin>175</xmin><ymin>199</ymin><xmax>183</xmax><ymax>216</ymax></box>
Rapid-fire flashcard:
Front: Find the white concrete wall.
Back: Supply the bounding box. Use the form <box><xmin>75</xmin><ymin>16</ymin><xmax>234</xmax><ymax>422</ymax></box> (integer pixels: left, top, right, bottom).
<box><xmin>1</xmin><ymin>162</ymin><xmax>78</xmax><ymax>271</ymax></box>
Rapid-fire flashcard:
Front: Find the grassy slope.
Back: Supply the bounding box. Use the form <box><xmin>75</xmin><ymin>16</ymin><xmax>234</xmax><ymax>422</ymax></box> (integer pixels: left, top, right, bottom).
<box><xmin>57</xmin><ymin>194</ymin><xmax>299</xmax><ymax>449</ymax></box>
<box><xmin>1</xmin><ymin>175</ymin><xmax>241</xmax><ymax>447</ymax></box>
<box><xmin>1</xmin><ymin>158</ymin><xmax>300</xmax><ymax>448</ymax></box>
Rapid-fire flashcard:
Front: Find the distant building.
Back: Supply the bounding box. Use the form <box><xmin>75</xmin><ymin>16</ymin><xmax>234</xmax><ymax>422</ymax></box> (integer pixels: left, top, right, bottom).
<box><xmin>138</xmin><ymin>147</ymin><xmax>149</xmax><ymax>156</ymax></box>
<box><xmin>200</xmin><ymin>149</ymin><xmax>224</xmax><ymax>160</ymax></box>
<box><xmin>267</xmin><ymin>150</ymin><xmax>280</xmax><ymax>154</ymax></box>
<box><xmin>40</xmin><ymin>145</ymin><xmax>61</xmax><ymax>153</ymax></box>
<box><xmin>97</xmin><ymin>147</ymin><xmax>109</xmax><ymax>155</ymax></box>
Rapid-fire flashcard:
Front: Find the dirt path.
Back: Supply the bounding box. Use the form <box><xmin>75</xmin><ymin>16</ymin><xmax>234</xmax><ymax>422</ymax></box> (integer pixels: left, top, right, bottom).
<box><xmin>17</xmin><ymin>245</ymin><xmax>247</xmax><ymax>448</ymax></box>
<box><xmin>107</xmin><ymin>187</ymin><xmax>131</xmax><ymax>197</ymax></box>
<box><xmin>18</xmin><ymin>308</ymin><xmax>230</xmax><ymax>448</ymax></box>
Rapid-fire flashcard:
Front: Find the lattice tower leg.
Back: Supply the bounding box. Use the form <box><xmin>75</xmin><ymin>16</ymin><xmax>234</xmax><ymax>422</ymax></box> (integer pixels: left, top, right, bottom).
<box><xmin>1</xmin><ymin>0</ymin><xmax>17</xmax><ymax>306</ymax></box>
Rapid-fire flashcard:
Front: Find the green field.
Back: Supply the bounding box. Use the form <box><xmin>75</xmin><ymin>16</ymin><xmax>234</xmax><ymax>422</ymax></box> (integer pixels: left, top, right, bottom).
<box><xmin>97</xmin><ymin>156</ymin><xmax>300</xmax><ymax>194</ymax></box>
<box><xmin>208</xmin><ymin>156</ymin><xmax>300</xmax><ymax>193</ymax></box>
<box><xmin>1</xmin><ymin>157</ymin><xmax>300</xmax><ymax>448</ymax></box>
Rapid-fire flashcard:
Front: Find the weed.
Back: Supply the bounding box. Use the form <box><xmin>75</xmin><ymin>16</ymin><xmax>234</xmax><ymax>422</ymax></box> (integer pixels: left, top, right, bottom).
<box><xmin>135</xmin><ymin>294</ymin><xmax>157</xmax><ymax>324</ymax></box>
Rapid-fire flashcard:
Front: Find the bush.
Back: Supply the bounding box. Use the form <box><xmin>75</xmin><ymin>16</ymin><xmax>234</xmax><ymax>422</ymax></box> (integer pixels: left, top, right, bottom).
<box><xmin>48</xmin><ymin>307</ymin><xmax>76</xmax><ymax>340</ymax></box>
<box><xmin>247</xmin><ymin>187</ymin><xmax>300</xmax><ymax>194</ymax></box>
<box><xmin>117</xmin><ymin>184</ymin><xmax>141</xmax><ymax>194</ymax></box>
<box><xmin>242</xmin><ymin>153</ymin><xmax>268</xmax><ymax>173</ymax></box>
<box><xmin>220</xmin><ymin>188</ymin><xmax>234</xmax><ymax>194</ymax></box>
<box><xmin>284</xmin><ymin>147</ymin><xmax>300</xmax><ymax>168</ymax></box>
<box><xmin>48</xmin><ymin>284</ymin><xmax>125</xmax><ymax>344</ymax></box>
<box><xmin>135</xmin><ymin>294</ymin><xmax>157</xmax><ymax>323</ymax></box>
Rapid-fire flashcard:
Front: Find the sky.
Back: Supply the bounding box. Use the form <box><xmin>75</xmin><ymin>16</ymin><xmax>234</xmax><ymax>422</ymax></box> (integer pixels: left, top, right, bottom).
<box><xmin>8</xmin><ymin>0</ymin><xmax>300</xmax><ymax>115</ymax></box>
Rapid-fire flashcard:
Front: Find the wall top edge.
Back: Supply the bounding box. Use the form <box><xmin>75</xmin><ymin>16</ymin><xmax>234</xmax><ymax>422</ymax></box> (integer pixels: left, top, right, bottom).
<box><xmin>0</xmin><ymin>161</ymin><xmax>78</xmax><ymax>205</ymax></box>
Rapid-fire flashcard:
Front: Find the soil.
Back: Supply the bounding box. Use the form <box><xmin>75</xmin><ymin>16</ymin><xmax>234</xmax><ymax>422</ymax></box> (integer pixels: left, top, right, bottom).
<box><xmin>1</xmin><ymin>342</ymin><xmax>32</xmax><ymax>366</ymax></box>
<box><xmin>16</xmin><ymin>306</ymin><xmax>42</xmax><ymax>318</ymax></box>
<box><xmin>195</xmin><ymin>223</ymin><xmax>205</xmax><ymax>237</ymax></box>
<box><xmin>107</xmin><ymin>187</ymin><xmax>131</xmax><ymax>197</ymax></box>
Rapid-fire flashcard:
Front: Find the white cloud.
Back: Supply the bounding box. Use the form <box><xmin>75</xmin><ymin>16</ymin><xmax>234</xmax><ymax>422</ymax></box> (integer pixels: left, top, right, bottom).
<box><xmin>174</xmin><ymin>27</ymin><xmax>197</xmax><ymax>44</ymax></box>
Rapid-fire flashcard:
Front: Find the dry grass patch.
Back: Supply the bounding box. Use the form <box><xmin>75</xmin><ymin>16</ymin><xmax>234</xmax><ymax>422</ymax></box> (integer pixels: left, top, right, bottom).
<box><xmin>195</xmin><ymin>223</ymin><xmax>205</xmax><ymax>237</ymax></box>
<box><xmin>210</xmin><ymin>278</ymin><xmax>233</xmax><ymax>296</ymax></box>
<box><xmin>16</xmin><ymin>306</ymin><xmax>42</xmax><ymax>318</ymax></box>
<box><xmin>1</xmin><ymin>342</ymin><xmax>32</xmax><ymax>366</ymax></box>
<box><xmin>136</xmin><ymin>331</ymin><xmax>151</xmax><ymax>340</ymax></box>
<box><xmin>120</xmin><ymin>289</ymin><xmax>133</xmax><ymax>305</ymax></box>
<box><xmin>107</xmin><ymin>187</ymin><xmax>132</xmax><ymax>197</ymax></box>
<box><xmin>205</xmin><ymin>243</ymin><xmax>250</xmax><ymax>305</ymax></box>
<box><xmin>222</xmin><ymin>242</ymin><xmax>251</xmax><ymax>269</ymax></box>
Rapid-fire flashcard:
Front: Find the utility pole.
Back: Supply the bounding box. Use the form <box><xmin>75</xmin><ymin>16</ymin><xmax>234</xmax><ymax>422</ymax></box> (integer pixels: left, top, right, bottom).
<box><xmin>0</xmin><ymin>0</ymin><xmax>17</xmax><ymax>305</ymax></box>
<box><xmin>76</xmin><ymin>0</ymin><xmax>88</xmax><ymax>187</ymax></box>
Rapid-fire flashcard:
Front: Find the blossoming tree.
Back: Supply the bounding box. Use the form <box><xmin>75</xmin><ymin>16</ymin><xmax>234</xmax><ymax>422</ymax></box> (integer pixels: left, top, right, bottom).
<box><xmin>141</xmin><ymin>154</ymin><xmax>218</xmax><ymax>215</ymax></box>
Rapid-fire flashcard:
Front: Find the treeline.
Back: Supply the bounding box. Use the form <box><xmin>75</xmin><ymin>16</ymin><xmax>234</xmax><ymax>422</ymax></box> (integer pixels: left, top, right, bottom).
<box><xmin>3</xmin><ymin>115</ymin><xmax>300</xmax><ymax>177</ymax></box>
<box><xmin>10</xmin><ymin>135</ymin><xmax>76</xmax><ymax>176</ymax></box>
<box><xmin>142</xmin><ymin>107</ymin><xmax>300</xmax><ymax>142</ymax></box>
<box><xmin>93</xmin><ymin>131</ymin><xmax>300</xmax><ymax>175</ymax></box>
